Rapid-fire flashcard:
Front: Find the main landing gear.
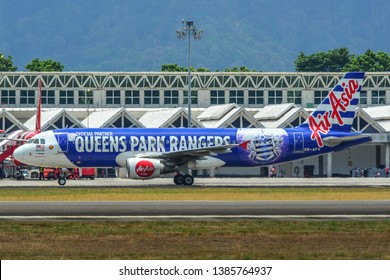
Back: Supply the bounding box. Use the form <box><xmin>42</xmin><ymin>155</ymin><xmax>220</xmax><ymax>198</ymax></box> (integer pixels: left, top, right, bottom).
<box><xmin>57</xmin><ymin>175</ymin><xmax>67</xmax><ymax>186</ymax></box>
<box><xmin>173</xmin><ymin>173</ymin><xmax>194</xmax><ymax>185</ymax></box>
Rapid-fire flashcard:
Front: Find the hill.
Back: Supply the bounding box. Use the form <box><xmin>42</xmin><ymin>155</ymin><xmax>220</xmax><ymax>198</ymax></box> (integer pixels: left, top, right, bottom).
<box><xmin>1</xmin><ymin>0</ymin><xmax>390</xmax><ymax>71</ymax></box>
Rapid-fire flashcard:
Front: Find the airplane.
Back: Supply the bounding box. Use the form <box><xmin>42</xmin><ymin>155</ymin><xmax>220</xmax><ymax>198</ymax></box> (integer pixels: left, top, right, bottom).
<box><xmin>13</xmin><ymin>72</ymin><xmax>371</xmax><ymax>186</ymax></box>
<box><xmin>0</xmin><ymin>80</ymin><xmax>42</xmax><ymax>165</ymax></box>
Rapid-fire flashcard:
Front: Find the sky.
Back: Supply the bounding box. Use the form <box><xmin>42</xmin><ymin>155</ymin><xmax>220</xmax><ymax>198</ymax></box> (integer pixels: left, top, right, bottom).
<box><xmin>1</xmin><ymin>0</ymin><xmax>389</xmax><ymax>71</ymax></box>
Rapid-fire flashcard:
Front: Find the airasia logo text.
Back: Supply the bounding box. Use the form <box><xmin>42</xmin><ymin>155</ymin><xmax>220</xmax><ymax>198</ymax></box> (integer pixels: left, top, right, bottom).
<box><xmin>308</xmin><ymin>79</ymin><xmax>359</xmax><ymax>147</ymax></box>
<box><xmin>135</xmin><ymin>160</ymin><xmax>155</xmax><ymax>177</ymax></box>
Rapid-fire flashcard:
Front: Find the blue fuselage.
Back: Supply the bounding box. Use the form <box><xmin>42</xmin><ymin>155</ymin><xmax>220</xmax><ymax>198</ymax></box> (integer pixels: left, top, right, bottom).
<box><xmin>52</xmin><ymin>127</ymin><xmax>370</xmax><ymax>168</ymax></box>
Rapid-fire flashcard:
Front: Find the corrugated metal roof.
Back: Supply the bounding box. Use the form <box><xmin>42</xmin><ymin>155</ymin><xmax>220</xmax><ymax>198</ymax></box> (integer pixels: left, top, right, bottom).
<box><xmin>0</xmin><ymin>109</ymin><xmax>27</xmax><ymax>131</ymax></box>
<box><xmin>81</xmin><ymin>108</ymin><xmax>125</xmax><ymax>128</ymax></box>
<box><xmin>363</xmin><ymin>106</ymin><xmax>390</xmax><ymax>120</ymax></box>
<box><xmin>254</xmin><ymin>103</ymin><xmax>296</xmax><ymax>120</ymax></box>
<box><xmin>200</xmin><ymin>108</ymin><xmax>240</xmax><ymax>128</ymax></box>
<box><xmin>24</xmin><ymin>109</ymin><xmax>84</xmax><ymax>130</ymax></box>
<box><xmin>197</xmin><ymin>104</ymin><xmax>238</xmax><ymax>120</ymax></box>
<box><xmin>24</xmin><ymin>109</ymin><xmax>63</xmax><ymax>130</ymax></box>
<box><xmin>260</xmin><ymin>107</ymin><xmax>301</xmax><ymax>128</ymax></box>
<box><xmin>139</xmin><ymin>108</ymin><xmax>183</xmax><ymax>128</ymax></box>
<box><xmin>376</xmin><ymin>120</ymin><xmax>390</xmax><ymax>132</ymax></box>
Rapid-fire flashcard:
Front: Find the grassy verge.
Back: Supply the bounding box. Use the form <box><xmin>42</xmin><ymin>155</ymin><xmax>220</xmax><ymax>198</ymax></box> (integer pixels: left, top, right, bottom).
<box><xmin>1</xmin><ymin>187</ymin><xmax>390</xmax><ymax>201</ymax></box>
<box><xmin>1</xmin><ymin>221</ymin><xmax>390</xmax><ymax>259</ymax></box>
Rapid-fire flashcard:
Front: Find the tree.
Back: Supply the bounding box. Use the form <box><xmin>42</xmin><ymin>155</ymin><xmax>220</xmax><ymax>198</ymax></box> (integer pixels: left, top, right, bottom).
<box><xmin>194</xmin><ymin>67</ymin><xmax>210</xmax><ymax>72</ymax></box>
<box><xmin>0</xmin><ymin>53</ymin><xmax>17</xmax><ymax>71</ymax></box>
<box><xmin>295</xmin><ymin>47</ymin><xmax>351</xmax><ymax>72</ymax></box>
<box><xmin>25</xmin><ymin>58</ymin><xmax>64</xmax><ymax>72</ymax></box>
<box><xmin>223</xmin><ymin>66</ymin><xmax>255</xmax><ymax>72</ymax></box>
<box><xmin>343</xmin><ymin>49</ymin><xmax>390</xmax><ymax>72</ymax></box>
<box><xmin>161</xmin><ymin>64</ymin><xmax>187</xmax><ymax>72</ymax></box>
<box><xmin>161</xmin><ymin>64</ymin><xmax>210</xmax><ymax>72</ymax></box>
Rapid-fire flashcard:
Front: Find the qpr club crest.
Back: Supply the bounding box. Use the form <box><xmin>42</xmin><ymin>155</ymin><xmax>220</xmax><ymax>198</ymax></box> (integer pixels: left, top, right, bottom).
<box><xmin>247</xmin><ymin>134</ymin><xmax>283</xmax><ymax>162</ymax></box>
<box><xmin>135</xmin><ymin>160</ymin><xmax>155</xmax><ymax>177</ymax></box>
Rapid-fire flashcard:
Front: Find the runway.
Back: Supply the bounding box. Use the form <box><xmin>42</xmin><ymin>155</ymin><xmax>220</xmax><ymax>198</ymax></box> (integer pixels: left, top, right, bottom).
<box><xmin>2</xmin><ymin>177</ymin><xmax>390</xmax><ymax>188</ymax></box>
<box><xmin>1</xmin><ymin>200</ymin><xmax>390</xmax><ymax>221</ymax></box>
<box><xmin>1</xmin><ymin>177</ymin><xmax>390</xmax><ymax>220</ymax></box>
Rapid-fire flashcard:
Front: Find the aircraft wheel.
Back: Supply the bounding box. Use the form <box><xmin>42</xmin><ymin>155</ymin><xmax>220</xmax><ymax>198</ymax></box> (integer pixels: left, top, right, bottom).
<box><xmin>183</xmin><ymin>174</ymin><xmax>194</xmax><ymax>186</ymax></box>
<box><xmin>58</xmin><ymin>178</ymin><xmax>67</xmax><ymax>186</ymax></box>
<box><xmin>174</xmin><ymin>174</ymin><xmax>184</xmax><ymax>185</ymax></box>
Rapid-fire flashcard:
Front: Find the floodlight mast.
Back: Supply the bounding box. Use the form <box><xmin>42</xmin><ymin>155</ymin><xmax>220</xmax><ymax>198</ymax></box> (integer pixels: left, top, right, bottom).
<box><xmin>177</xmin><ymin>20</ymin><xmax>203</xmax><ymax>128</ymax></box>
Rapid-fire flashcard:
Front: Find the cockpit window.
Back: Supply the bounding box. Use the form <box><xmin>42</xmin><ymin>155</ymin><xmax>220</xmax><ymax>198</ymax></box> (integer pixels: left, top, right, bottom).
<box><xmin>29</xmin><ymin>138</ymin><xmax>45</xmax><ymax>144</ymax></box>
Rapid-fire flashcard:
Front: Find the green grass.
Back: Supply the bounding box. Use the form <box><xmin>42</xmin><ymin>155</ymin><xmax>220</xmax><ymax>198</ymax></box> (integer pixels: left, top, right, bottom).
<box><xmin>1</xmin><ymin>187</ymin><xmax>389</xmax><ymax>259</ymax></box>
<box><xmin>1</xmin><ymin>221</ymin><xmax>390</xmax><ymax>259</ymax></box>
<box><xmin>1</xmin><ymin>187</ymin><xmax>390</xmax><ymax>201</ymax></box>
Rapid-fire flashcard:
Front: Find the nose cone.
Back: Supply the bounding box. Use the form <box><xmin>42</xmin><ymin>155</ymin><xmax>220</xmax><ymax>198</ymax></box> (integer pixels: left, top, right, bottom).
<box><xmin>13</xmin><ymin>145</ymin><xmax>28</xmax><ymax>165</ymax></box>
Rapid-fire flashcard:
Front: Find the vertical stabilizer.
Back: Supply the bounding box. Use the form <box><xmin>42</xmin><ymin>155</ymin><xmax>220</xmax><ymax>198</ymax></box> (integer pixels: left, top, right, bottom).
<box><xmin>299</xmin><ymin>72</ymin><xmax>365</xmax><ymax>147</ymax></box>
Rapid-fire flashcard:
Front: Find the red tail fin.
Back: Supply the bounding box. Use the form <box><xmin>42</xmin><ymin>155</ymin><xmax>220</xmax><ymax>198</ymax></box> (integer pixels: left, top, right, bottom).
<box><xmin>35</xmin><ymin>79</ymin><xmax>42</xmax><ymax>133</ymax></box>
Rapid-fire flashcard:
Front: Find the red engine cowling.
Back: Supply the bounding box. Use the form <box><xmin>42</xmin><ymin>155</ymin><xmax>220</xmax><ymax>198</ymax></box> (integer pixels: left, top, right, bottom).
<box><xmin>126</xmin><ymin>158</ymin><xmax>162</xmax><ymax>179</ymax></box>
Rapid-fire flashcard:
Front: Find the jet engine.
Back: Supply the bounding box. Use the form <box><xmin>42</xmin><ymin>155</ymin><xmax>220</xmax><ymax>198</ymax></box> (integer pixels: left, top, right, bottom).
<box><xmin>125</xmin><ymin>158</ymin><xmax>174</xmax><ymax>179</ymax></box>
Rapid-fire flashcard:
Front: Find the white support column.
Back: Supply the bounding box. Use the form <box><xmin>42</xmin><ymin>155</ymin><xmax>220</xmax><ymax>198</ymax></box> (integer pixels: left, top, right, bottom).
<box><xmin>386</xmin><ymin>143</ymin><xmax>390</xmax><ymax>168</ymax></box>
<box><xmin>327</xmin><ymin>153</ymin><xmax>332</xmax><ymax>178</ymax></box>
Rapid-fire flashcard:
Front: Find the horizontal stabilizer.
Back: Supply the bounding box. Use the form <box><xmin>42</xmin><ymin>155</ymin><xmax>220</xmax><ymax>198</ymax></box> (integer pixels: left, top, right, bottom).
<box><xmin>322</xmin><ymin>134</ymin><xmax>372</xmax><ymax>147</ymax></box>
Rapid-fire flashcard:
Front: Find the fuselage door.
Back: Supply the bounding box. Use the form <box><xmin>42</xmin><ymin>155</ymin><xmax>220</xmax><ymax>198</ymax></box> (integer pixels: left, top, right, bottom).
<box><xmin>56</xmin><ymin>132</ymin><xmax>68</xmax><ymax>153</ymax></box>
<box><xmin>293</xmin><ymin>132</ymin><xmax>304</xmax><ymax>153</ymax></box>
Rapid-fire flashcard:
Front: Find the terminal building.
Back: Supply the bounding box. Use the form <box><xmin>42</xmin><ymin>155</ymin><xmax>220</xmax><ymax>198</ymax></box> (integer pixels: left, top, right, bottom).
<box><xmin>1</xmin><ymin>72</ymin><xmax>390</xmax><ymax>177</ymax></box>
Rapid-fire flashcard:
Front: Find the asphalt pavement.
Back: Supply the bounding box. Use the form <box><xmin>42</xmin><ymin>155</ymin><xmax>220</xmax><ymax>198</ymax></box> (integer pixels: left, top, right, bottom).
<box><xmin>1</xmin><ymin>177</ymin><xmax>390</xmax><ymax>188</ymax></box>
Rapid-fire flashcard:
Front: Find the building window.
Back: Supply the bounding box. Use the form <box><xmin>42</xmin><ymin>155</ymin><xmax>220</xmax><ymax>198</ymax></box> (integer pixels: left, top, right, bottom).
<box><xmin>106</xmin><ymin>90</ymin><xmax>120</xmax><ymax>105</ymax></box>
<box><xmin>248</xmin><ymin>90</ymin><xmax>264</xmax><ymax>105</ymax></box>
<box><xmin>210</xmin><ymin>90</ymin><xmax>225</xmax><ymax>104</ymax></box>
<box><xmin>371</xmin><ymin>90</ymin><xmax>386</xmax><ymax>105</ymax></box>
<box><xmin>268</xmin><ymin>90</ymin><xmax>283</xmax><ymax>104</ymax></box>
<box><xmin>78</xmin><ymin>90</ymin><xmax>94</xmax><ymax>105</ymax></box>
<box><xmin>20</xmin><ymin>90</ymin><xmax>35</xmax><ymax>105</ymax></box>
<box><xmin>125</xmin><ymin>90</ymin><xmax>140</xmax><ymax>105</ymax></box>
<box><xmin>229</xmin><ymin>90</ymin><xmax>244</xmax><ymax>104</ymax></box>
<box><xmin>164</xmin><ymin>90</ymin><xmax>179</xmax><ymax>105</ymax></box>
<box><xmin>60</xmin><ymin>90</ymin><xmax>74</xmax><ymax>105</ymax></box>
<box><xmin>60</xmin><ymin>90</ymin><xmax>74</xmax><ymax>104</ymax></box>
<box><xmin>0</xmin><ymin>90</ymin><xmax>16</xmax><ymax>105</ymax></box>
<box><xmin>144</xmin><ymin>90</ymin><xmax>160</xmax><ymax>105</ymax></box>
<box><xmin>184</xmin><ymin>90</ymin><xmax>198</xmax><ymax>105</ymax></box>
<box><xmin>314</xmin><ymin>90</ymin><xmax>328</xmax><ymax>105</ymax></box>
<box><xmin>360</xmin><ymin>90</ymin><xmax>367</xmax><ymax>105</ymax></box>
<box><xmin>287</xmin><ymin>90</ymin><xmax>302</xmax><ymax>105</ymax></box>
<box><xmin>42</xmin><ymin>90</ymin><xmax>55</xmax><ymax>105</ymax></box>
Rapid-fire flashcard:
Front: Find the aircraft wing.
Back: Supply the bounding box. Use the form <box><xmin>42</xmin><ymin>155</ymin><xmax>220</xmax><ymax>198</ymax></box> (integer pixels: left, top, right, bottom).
<box><xmin>138</xmin><ymin>143</ymin><xmax>241</xmax><ymax>160</ymax></box>
<box><xmin>323</xmin><ymin>134</ymin><xmax>372</xmax><ymax>147</ymax></box>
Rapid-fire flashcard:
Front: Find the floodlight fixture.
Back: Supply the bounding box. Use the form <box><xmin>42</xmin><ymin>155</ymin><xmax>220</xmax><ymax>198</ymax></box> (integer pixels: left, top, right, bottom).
<box><xmin>176</xmin><ymin>19</ymin><xmax>203</xmax><ymax>128</ymax></box>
